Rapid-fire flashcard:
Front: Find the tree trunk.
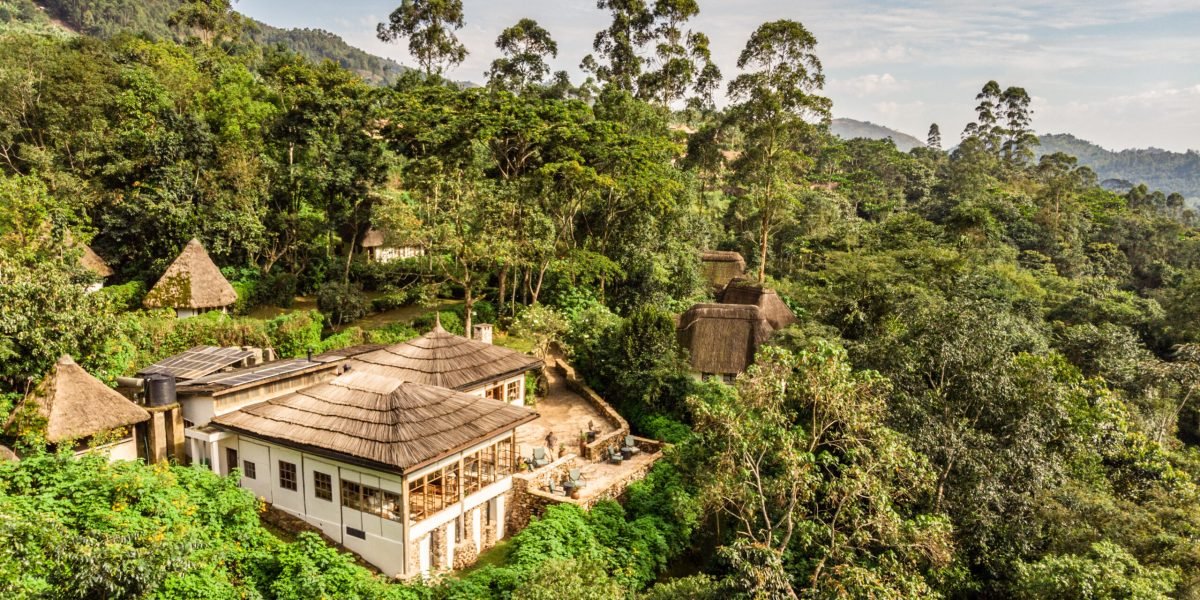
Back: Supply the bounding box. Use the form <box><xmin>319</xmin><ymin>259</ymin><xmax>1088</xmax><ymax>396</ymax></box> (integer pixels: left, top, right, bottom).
<box><xmin>463</xmin><ymin>283</ymin><xmax>474</xmax><ymax>339</ymax></box>
<box><xmin>343</xmin><ymin>229</ymin><xmax>358</xmax><ymax>285</ymax></box>
<box><xmin>758</xmin><ymin>215</ymin><xmax>770</xmax><ymax>284</ymax></box>
<box><xmin>497</xmin><ymin>267</ymin><xmax>508</xmax><ymax>317</ymax></box>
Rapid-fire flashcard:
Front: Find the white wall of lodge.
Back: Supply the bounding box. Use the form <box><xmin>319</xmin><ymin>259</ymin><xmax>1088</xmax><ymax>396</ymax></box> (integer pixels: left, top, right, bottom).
<box><xmin>466</xmin><ymin>374</ymin><xmax>527</xmax><ymax>407</ymax></box>
<box><xmin>198</xmin><ymin>431</ymin><xmax>515</xmax><ymax>577</ymax></box>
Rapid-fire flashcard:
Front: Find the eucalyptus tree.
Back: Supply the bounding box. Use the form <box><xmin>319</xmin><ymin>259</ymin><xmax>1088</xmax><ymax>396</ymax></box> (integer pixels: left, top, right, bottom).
<box><xmin>726</xmin><ymin>20</ymin><xmax>831</xmax><ymax>282</ymax></box>
<box><xmin>581</xmin><ymin>0</ymin><xmax>654</xmax><ymax>93</ymax></box>
<box><xmin>376</xmin><ymin>0</ymin><xmax>468</xmax><ymax>77</ymax></box>
<box><xmin>486</xmin><ymin>18</ymin><xmax>558</xmax><ymax>92</ymax></box>
<box><xmin>926</xmin><ymin>122</ymin><xmax>941</xmax><ymax>150</ymax></box>
<box><xmin>636</xmin><ymin>0</ymin><xmax>721</xmax><ymax>108</ymax></box>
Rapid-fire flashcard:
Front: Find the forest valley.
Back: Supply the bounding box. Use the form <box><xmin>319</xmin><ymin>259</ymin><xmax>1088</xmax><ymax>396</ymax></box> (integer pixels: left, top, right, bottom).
<box><xmin>3</xmin><ymin>0</ymin><xmax>1200</xmax><ymax>598</ymax></box>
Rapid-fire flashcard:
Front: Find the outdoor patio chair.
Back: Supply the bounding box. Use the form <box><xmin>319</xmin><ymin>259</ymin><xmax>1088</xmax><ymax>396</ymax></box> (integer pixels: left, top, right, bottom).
<box><xmin>567</xmin><ymin>468</ymin><xmax>587</xmax><ymax>489</ymax></box>
<box><xmin>532</xmin><ymin>446</ymin><xmax>551</xmax><ymax>468</ymax></box>
<box><xmin>622</xmin><ymin>435</ymin><xmax>641</xmax><ymax>456</ymax></box>
<box><xmin>607</xmin><ymin>446</ymin><xmax>624</xmax><ymax>465</ymax></box>
<box><xmin>547</xmin><ymin>480</ymin><xmax>559</xmax><ymax>494</ymax></box>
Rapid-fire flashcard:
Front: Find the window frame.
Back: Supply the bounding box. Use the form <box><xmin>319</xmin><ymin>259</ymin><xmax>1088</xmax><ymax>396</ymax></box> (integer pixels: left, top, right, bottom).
<box><xmin>278</xmin><ymin>460</ymin><xmax>297</xmax><ymax>491</ymax></box>
<box><xmin>313</xmin><ymin>471</ymin><xmax>333</xmax><ymax>501</ymax></box>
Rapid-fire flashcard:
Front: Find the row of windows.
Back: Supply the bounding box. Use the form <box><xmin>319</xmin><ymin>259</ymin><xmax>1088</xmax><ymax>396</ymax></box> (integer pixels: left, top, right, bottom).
<box><xmin>484</xmin><ymin>380</ymin><xmax>522</xmax><ymax>403</ymax></box>
<box><xmin>341</xmin><ymin>480</ymin><xmax>404</xmax><ymax>523</ymax></box>
<box><xmin>232</xmin><ymin>440</ymin><xmax>514</xmax><ymax>524</ymax></box>
<box><xmin>409</xmin><ymin>439</ymin><xmax>515</xmax><ymax>521</ymax></box>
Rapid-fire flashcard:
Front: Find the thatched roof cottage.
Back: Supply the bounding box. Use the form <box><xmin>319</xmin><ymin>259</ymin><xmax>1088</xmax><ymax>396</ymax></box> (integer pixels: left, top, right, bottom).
<box><xmin>362</xmin><ymin>228</ymin><xmax>424</xmax><ymax>263</ymax></box>
<box><xmin>699</xmin><ymin>250</ymin><xmax>746</xmax><ymax>291</ymax></box>
<box><xmin>211</xmin><ymin>370</ymin><xmax>537</xmax><ymax>576</ymax></box>
<box><xmin>346</xmin><ymin>322</ymin><xmax>543</xmax><ymax>405</ymax></box>
<box><xmin>718</xmin><ymin>279</ymin><xmax>798</xmax><ymax>330</ymax></box>
<box><xmin>80</xmin><ymin>245</ymin><xmax>113</xmax><ymax>292</ymax></box>
<box><xmin>144</xmin><ymin>239</ymin><xmax>237</xmax><ymax>318</ymax></box>
<box><xmin>4</xmin><ymin>355</ymin><xmax>149</xmax><ymax>461</ymax></box>
<box><xmin>677</xmin><ymin>304</ymin><xmax>775</xmax><ymax>382</ymax></box>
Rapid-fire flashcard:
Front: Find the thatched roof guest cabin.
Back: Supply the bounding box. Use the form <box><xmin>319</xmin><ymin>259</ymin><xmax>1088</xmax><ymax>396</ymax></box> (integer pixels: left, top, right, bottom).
<box><xmin>362</xmin><ymin>228</ymin><xmax>425</xmax><ymax>263</ymax></box>
<box><xmin>212</xmin><ymin>370</ymin><xmax>537</xmax><ymax>576</ymax></box>
<box><xmin>678</xmin><ymin>281</ymin><xmax>798</xmax><ymax>382</ymax></box>
<box><xmin>143</xmin><ymin>238</ymin><xmax>237</xmax><ymax>318</ymax></box>
<box><xmin>678</xmin><ymin>304</ymin><xmax>776</xmax><ymax>383</ymax></box>
<box><xmin>699</xmin><ymin>250</ymin><xmax>746</xmax><ymax>292</ymax></box>
<box><xmin>80</xmin><ymin>245</ymin><xmax>113</xmax><ymax>293</ymax></box>
<box><xmin>4</xmin><ymin>355</ymin><xmax>150</xmax><ymax>461</ymax></box>
<box><xmin>718</xmin><ymin>278</ymin><xmax>798</xmax><ymax>330</ymax></box>
<box><xmin>346</xmin><ymin>321</ymin><xmax>543</xmax><ymax>406</ymax></box>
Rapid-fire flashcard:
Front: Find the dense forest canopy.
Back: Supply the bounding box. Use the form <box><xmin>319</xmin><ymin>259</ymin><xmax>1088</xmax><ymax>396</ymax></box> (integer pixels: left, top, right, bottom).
<box><xmin>4</xmin><ymin>0</ymin><xmax>1200</xmax><ymax>598</ymax></box>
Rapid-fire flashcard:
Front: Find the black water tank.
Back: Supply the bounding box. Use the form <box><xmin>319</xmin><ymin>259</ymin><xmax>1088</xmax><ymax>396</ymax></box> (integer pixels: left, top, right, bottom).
<box><xmin>144</xmin><ymin>374</ymin><xmax>177</xmax><ymax>407</ymax></box>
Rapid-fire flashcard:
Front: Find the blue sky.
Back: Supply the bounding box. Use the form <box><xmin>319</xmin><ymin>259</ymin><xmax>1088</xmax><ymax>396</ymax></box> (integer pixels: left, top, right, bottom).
<box><xmin>238</xmin><ymin>0</ymin><xmax>1200</xmax><ymax>152</ymax></box>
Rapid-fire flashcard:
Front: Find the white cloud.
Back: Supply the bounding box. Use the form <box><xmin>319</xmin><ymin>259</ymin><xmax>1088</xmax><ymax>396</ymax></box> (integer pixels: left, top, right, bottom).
<box><xmin>829</xmin><ymin>73</ymin><xmax>906</xmax><ymax>97</ymax></box>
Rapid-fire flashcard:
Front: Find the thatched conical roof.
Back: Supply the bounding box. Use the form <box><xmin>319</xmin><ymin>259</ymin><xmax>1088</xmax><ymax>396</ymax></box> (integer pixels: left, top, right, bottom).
<box><xmin>213</xmin><ymin>370</ymin><xmax>537</xmax><ymax>474</ymax></box>
<box><xmin>347</xmin><ymin>324</ymin><xmax>542</xmax><ymax>391</ymax></box>
<box><xmin>718</xmin><ymin>279</ymin><xmax>798</xmax><ymax>330</ymax></box>
<box><xmin>700</xmin><ymin>250</ymin><xmax>746</xmax><ymax>290</ymax></box>
<box><xmin>678</xmin><ymin>303</ymin><xmax>775</xmax><ymax>375</ymax></box>
<box><xmin>4</xmin><ymin>355</ymin><xmax>149</xmax><ymax>443</ymax></box>
<box><xmin>80</xmin><ymin>245</ymin><xmax>113</xmax><ymax>278</ymax></box>
<box><xmin>361</xmin><ymin>228</ymin><xmax>385</xmax><ymax>248</ymax></box>
<box><xmin>144</xmin><ymin>239</ymin><xmax>237</xmax><ymax>309</ymax></box>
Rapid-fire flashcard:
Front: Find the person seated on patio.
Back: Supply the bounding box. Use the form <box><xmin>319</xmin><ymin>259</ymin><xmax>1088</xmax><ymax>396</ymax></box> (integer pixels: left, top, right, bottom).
<box><xmin>621</xmin><ymin>435</ymin><xmax>641</xmax><ymax>458</ymax></box>
<box><xmin>532</xmin><ymin>446</ymin><xmax>551</xmax><ymax>468</ymax></box>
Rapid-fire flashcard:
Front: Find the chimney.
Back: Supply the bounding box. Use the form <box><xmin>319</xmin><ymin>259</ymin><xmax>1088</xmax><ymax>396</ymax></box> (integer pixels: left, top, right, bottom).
<box><xmin>473</xmin><ymin>323</ymin><xmax>493</xmax><ymax>345</ymax></box>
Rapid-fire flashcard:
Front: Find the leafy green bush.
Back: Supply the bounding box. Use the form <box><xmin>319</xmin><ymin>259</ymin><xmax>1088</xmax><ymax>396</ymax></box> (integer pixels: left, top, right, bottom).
<box><xmin>314</xmin><ymin>327</ymin><xmax>367</xmax><ymax>354</ymax></box>
<box><xmin>0</xmin><ymin>450</ymin><xmax>428</xmax><ymax>599</ymax></box>
<box><xmin>266</xmin><ymin>311</ymin><xmax>324</xmax><ymax>358</ymax></box>
<box><xmin>367</xmin><ymin>322</ymin><xmax>419</xmax><ymax>345</ymax></box>
<box><xmin>255</xmin><ymin>272</ymin><xmax>298</xmax><ymax>308</ymax></box>
<box><xmin>96</xmin><ymin>280</ymin><xmax>147</xmax><ymax>311</ymax></box>
<box><xmin>230</xmin><ymin>279</ymin><xmax>258</xmax><ymax>314</ymax></box>
<box><xmin>317</xmin><ymin>282</ymin><xmax>370</xmax><ymax>326</ymax></box>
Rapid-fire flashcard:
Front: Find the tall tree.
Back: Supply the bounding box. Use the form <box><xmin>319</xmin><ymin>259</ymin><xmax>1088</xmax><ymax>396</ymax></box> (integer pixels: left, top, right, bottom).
<box><xmin>999</xmin><ymin>85</ymin><xmax>1036</xmax><ymax>167</ymax></box>
<box><xmin>168</xmin><ymin>0</ymin><xmax>243</xmax><ymax>47</ymax></box>
<box><xmin>376</xmin><ymin>0</ymin><xmax>468</xmax><ymax>77</ymax></box>
<box><xmin>726</xmin><ymin>20</ymin><xmax>831</xmax><ymax>282</ymax></box>
<box><xmin>636</xmin><ymin>0</ymin><xmax>720</xmax><ymax>107</ymax></box>
<box><xmin>486</xmin><ymin>18</ymin><xmax>558</xmax><ymax>92</ymax></box>
<box><xmin>926</xmin><ymin>122</ymin><xmax>941</xmax><ymax>150</ymax></box>
<box><xmin>581</xmin><ymin>0</ymin><xmax>654</xmax><ymax>93</ymax></box>
<box><xmin>690</xmin><ymin>343</ymin><xmax>951</xmax><ymax>597</ymax></box>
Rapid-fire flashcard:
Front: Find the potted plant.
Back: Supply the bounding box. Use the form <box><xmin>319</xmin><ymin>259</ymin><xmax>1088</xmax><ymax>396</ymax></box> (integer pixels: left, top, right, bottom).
<box><xmin>570</xmin><ymin>486</ymin><xmax>581</xmax><ymax>500</ymax></box>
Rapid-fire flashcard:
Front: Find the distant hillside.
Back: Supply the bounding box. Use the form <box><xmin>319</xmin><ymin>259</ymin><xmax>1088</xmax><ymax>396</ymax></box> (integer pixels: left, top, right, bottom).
<box><xmin>31</xmin><ymin>0</ymin><xmax>407</xmax><ymax>84</ymax></box>
<box><xmin>1038</xmin><ymin>133</ymin><xmax>1200</xmax><ymax>199</ymax></box>
<box><xmin>830</xmin><ymin>118</ymin><xmax>925</xmax><ymax>152</ymax></box>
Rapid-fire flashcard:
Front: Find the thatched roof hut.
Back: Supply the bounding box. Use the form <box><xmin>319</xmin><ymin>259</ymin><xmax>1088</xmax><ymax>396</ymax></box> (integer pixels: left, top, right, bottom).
<box><xmin>678</xmin><ymin>304</ymin><xmax>775</xmax><ymax>375</ymax></box>
<box><xmin>361</xmin><ymin>228</ymin><xmax>386</xmax><ymax>248</ymax></box>
<box><xmin>719</xmin><ymin>279</ymin><xmax>798</xmax><ymax>330</ymax></box>
<box><xmin>4</xmin><ymin>355</ymin><xmax>149</xmax><ymax>443</ymax></box>
<box><xmin>700</xmin><ymin>250</ymin><xmax>746</xmax><ymax>290</ymax></box>
<box><xmin>143</xmin><ymin>239</ymin><xmax>237</xmax><ymax>310</ymax></box>
<box><xmin>347</xmin><ymin>323</ymin><xmax>542</xmax><ymax>391</ymax></box>
<box><xmin>80</xmin><ymin>245</ymin><xmax>113</xmax><ymax>278</ymax></box>
<box><xmin>212</xmin><ymin>370</ymin><xmax>537</xmax><ymax>474</ymax></box>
